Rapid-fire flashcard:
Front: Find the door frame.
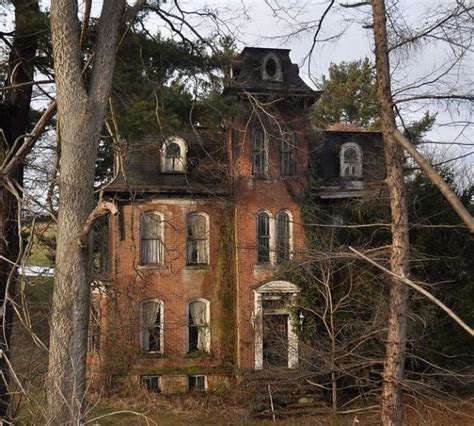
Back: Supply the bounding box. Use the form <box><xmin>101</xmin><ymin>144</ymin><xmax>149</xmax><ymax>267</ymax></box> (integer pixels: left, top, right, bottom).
<box><xmin>254</xmin><ymin>280</ymin><xmax>300</xmax><ymax>370</ymax></box>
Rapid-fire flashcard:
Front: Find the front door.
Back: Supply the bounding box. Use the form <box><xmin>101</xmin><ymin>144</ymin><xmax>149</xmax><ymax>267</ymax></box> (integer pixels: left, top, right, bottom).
<box><xmin>262</xmin><ymin>314</ymin><xmax>288</xmax><ymax>368</ymax></box>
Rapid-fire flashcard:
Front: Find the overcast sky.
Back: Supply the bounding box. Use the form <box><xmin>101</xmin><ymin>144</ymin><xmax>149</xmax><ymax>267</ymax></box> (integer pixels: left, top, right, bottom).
<box><xmin>20</xmin><ymin>0</ymin><xmax>474</xmax><ymax>170</ymax></box>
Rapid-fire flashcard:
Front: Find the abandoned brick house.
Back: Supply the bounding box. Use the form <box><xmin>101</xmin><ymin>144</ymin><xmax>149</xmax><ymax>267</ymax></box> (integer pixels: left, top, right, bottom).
<box><xmin>89</xmin><ymin>47</ymin><xmax>384</xmax><ymax>393</ymax></box>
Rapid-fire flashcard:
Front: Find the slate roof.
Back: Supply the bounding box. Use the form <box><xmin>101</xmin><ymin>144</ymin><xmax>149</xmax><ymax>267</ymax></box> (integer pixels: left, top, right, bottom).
<box><xmin>225</xmin><ymin>47</ymin><xmax>320</xmax><ymax>99</ymax></box>
<box><xmin>106</xmin><ymin>130</ymin><xmax>230</xmax><ymax>195</ymax></box>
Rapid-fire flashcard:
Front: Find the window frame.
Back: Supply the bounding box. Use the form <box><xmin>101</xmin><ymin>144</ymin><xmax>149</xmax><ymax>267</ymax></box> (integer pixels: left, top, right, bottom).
<box><xmin>261</xmin><ymin>53</ymin><xmax>283</xmax><ymax>82</ymax></box>
<box><xmin>186</xmin><ymin>212</ymin><xmax>210</xmax><ymax>266</ymax></box>
<box><xmin>275</xmin><ymin>210</ymin><xmax>293</xmax><ymax>264</ymax></box>
<box><xmin>340</xmin><ymin>142</ymin><xmax>363</xmax><ymax>178</ymax></box>
<box><xmin>140</xmin><ymin>375</ymin><xmax>161</xmax><ymax>393</ymax></box>
<box><xmin>187</xmin><ymin>375</ymin><xmax>208</xmax><ymax>392</ymax></box>
<box><xmin>256</xmin><ymin>210</ymin><xmax>273</xmax><ymax>264</ymax></box>
<box><xmin>280</xmin><ymin>132</ymin><xmax>296</xmax><ymax>176</ymax></box>
<box><xmin>186</xmin><ymin>298</ymin><xmax>211</xmax><ymax>354</ymax></box>
<box><xmin>252</xmin><ymin>127</ymin><xmax>268</xmax><ymax>176</ymax></box>
<box><xmin>139</xmin><ymin>211</ymin><xmax>164</xmax><ymax>266</ymax></box>
<box><xmin>140</xmin><ymin>299</ymin><xmax>164</xmax><ymax>354</ymax></box>
<box><xmin>161</xmin><ymin>136</ymin><xmax>188</xmax><ymax>173</ymax></box>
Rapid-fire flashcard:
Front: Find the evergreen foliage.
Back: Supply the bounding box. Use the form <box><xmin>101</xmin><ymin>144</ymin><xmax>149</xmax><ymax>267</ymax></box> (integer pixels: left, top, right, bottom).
<box><xmin>312</xmin><ymin>58</ymin><xmax>379</xmax><ymax>129</ymax></box>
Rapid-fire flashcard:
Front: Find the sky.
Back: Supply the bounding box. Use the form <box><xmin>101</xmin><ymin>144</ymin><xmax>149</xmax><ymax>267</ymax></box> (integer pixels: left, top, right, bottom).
<box><xmin>5</xmin><ymin>0</ymin><xmax>473</xmax><ymax>207</ymax></box>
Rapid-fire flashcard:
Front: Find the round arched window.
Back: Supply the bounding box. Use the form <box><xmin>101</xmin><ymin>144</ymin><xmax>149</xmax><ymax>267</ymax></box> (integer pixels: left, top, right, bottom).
<box><xmin>265</xmin><ymin>58</ymin><xmax>277</xmax><ymax>78</ymax></box>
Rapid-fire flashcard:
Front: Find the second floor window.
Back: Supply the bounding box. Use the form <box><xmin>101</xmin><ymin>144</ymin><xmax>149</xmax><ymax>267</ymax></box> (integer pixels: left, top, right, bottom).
<box><xmin>186</xmin><ymin>213</ymin><xmax>209</xmax><ymax>265</ymax></box>
<box><xmin>280</xmin><ymin>133</ymin><xmax>296</xmax><ymax>175</ymax></box>
<box><xmin>257</xmin><ymin>211</ymin><xmax>271</xmax><ymax>263</ymax></box>
<box><xmin>140</xmin><ymin>300</ymin><xmax>163</xmax><ymax>353</ymax></box>
<box><xmin>140</xmin><ymin>212</ymin><xmax>164</xmax><ymax>265</ymax></box>
<box><xmin>252</xmin><ymin>128</ymin><xmax>268</xmax><ymax>176</ymax></box>
<box><xmin>276</xmin><ymin>211</ymin><xmax>291</xmax><ymax>263</ymax></box>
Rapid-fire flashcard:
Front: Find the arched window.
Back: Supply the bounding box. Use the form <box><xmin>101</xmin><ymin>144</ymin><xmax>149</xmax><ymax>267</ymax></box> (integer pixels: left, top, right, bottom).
<box><xmin>252</xmin><ymin>128</ymin><xmax>268</xmax><ymax>176</ymax></box>
<box><xmin>140</xmin><ymin>299</ymin><xmax>164</xmax><ymax>353</ymax></box>
<box><xmin>186</xmin><ymin>213</ymin><xmax>209</xmax><ymax>265</ymax></box>
<box><xmin>280</xmin><ymin>132</ymin><xmax>296</xmax><ymax>175</ymax></box>
<box><xmin>162</xmin><ymin>136</ymin><xmax>187</xmax><ymax>173</ymax></box>
<box><xmin>257</xmin><ymin>211</ymin><xmax>271</xmax><ymax>263</ymax></box>
<box><xmin>187</xmin><ymin>299</ymin><xmax>210</xmax><ymax>353</ymax></box>
<box><xmin>262</xmin><ymin>53</ymin><xmax>283</xmax><ymax>82</ymax></box>
<box><xmin>276</xmin><ymin>211</ymin><xmax>292</xmax><ymax>264</ymax></box>
<box><xmin>340</xmin><ymin>142</ymin><xmax>362</xmax><ymax>177</ymax></box>
<box><xmin>140</xmin><ymin>212</ymin><xmax>164</xmax><ymax>265</ymax></box>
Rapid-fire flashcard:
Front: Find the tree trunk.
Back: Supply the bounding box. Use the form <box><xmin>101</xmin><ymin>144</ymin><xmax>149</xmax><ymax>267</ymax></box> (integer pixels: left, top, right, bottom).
<box><xmin>370</xmin><ymin>1</ymin><xmax>410</xmax><ymax>425</ymax></box>
<box><xmin>46</xmin><ymin>0</ymin><xmax>125</xmax><ymax>423</ymax></box>
<box><xmin>0</xmin><ymin>0</ymin><xmax>40</xmax><ymax>417</ymax></box>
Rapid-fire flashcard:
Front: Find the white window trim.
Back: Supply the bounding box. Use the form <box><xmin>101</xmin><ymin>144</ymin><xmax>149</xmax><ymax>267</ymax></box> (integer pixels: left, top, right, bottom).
<box><xmin>186</xmin><ymin>212</ymin><xmax>210</xmax><ymax>265</ymax></box>
<box><xmin>139</xmin><ymin>211</ymin><xmax>165</xmax><ymax>266</ymax></box>
<box><xmin>253</xmin><ymin>281</ymin><xmax>300</xmax><ymax>370</ymax></box>
<box><xmin>261</xmin><ymin>53</ymin><xmax>283</xmax><ymax>82</ymax></box>
<box><xmin>186</xmin><ymin>298</ymin><xmax>211</xmax><ymax>353</ymax></box>
<box><xmin>340</xmin><ymin>142</ymin><xmax>363</xmax><ymax>178</ymax></box>
<box><xmin>140</xmin><ymin>299</ymin><xmax>164</xmax><ymax>354</ymax></box>
<box><xmin>161</xmin><ymin>136</ymin><xmax>188</xmax><ymax>173</ymax></box>
<box><xmin>275</xmin><ymin>209</ymin><xmax>294</xmax><ymax>262</ymax></box>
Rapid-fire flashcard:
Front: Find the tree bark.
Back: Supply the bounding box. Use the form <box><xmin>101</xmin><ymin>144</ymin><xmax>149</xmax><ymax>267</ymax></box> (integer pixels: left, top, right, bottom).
<box><xmin>46</xmin><ymin>0</ymin><xmax>125</xmax><ymax>423</ymax></box>
<box><xmin>0</xmin><ymin>0</ymin><xmax>40</xmax><ymax>417</ymax></box>
<box><xmin>370</xmin><ymin>1</ymin><xmax>410</xmax><ymax>425</ymax></box>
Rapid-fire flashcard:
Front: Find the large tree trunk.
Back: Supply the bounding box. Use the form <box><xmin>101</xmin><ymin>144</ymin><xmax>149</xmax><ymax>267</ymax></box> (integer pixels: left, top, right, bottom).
<box><xmin>46</xmin><ymin>1</ymin><xmax>125</xmax><ymax>423</ymax></box>
<box><xmin>0</xmin><ymin>0</ymin><xmax>40</xmax><ymax>417</ymax></box>
<box><xmin>370</xmin><ymin>1</ymin><xmax>410</xmax><ymax>425</ymax></box>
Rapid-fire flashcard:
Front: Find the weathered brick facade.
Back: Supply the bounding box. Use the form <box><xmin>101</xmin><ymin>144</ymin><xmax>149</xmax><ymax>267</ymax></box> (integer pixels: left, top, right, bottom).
<box><xmin>90</xmin><ymin>47</ymin><xmax>384</xmax><ymax>393</ymax></box>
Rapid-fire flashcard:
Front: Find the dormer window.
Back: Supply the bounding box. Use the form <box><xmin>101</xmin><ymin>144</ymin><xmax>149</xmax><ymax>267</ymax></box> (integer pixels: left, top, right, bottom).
<box><xmin>340</xmin><ymin>142</ymin><xmax>362</xmax><ymax>178</ymax></box>
<box><xmin>161</xmin><ymin>136</ymin><xmax>187</xmax><ymax>173</ymax></box>
<box><xmin>262</xmin><ymin>53</ymin><xmax>283</xmax><ymax>82</ymax></box>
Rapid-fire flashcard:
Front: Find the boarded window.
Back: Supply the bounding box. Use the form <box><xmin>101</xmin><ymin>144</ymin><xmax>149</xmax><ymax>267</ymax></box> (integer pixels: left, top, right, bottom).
<box><xmin>188</xmin><ymin>300</ymin><xmax>210</xmax><ymax>353</ymax></box>
<box><xmin>252</xmin><ymin>128</ymin><xmax>267</xmax><ymax>175</ymax></box>
<box><xmin>141</xmin><ymin>300</ymin><xmax>163</xmax><ymax>352</ymax></box>
<box><xmin>276</xmin><ymin>211</ymin><xmax>290</xmax><ymax>263</ymax></box>
<box><xmin>186</xmin><ymin>214</ymin><xmax>209</xmax><ymax>265</ymax></box>
<box><xmin>257</xmin><ymin>212</ymin><xmax>270</xmax><ymax>263</ymax></box>
<box><xmin>140</xmin><ymin>213</ymin><xmax>163</xmax><ymax>265</ymax></box>
<box><xmin>280</xmin><ymin>133</ymin><xmax>296</xmax><ymax>175</ymax></box>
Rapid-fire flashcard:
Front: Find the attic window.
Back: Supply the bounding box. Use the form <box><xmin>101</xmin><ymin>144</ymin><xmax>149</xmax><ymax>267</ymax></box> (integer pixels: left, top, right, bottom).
<box><xmin>340</xmin><ymin>142</ymin><xmax>362</xmax><ymax>178</ymax></box>
<box><xmin>262</xmin><ymin>54</ymin><xmax>282</xmax><ymax>82</ymax></box>
<box><xmin>266</xmin><ymin>58</ymin><xmax>277</xmax><ymax>77</ymax></box>
<box><xmin>161</xmin><ymin>136</ymin><xmax>188</xmax><ymax>173</ymax></box>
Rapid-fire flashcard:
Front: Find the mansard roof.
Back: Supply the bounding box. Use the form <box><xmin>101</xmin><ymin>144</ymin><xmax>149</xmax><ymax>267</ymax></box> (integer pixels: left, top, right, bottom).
<box><xmin>106</xmin><ymin>130</ymin><xmax>230</xmax><ymax>196</ymax></box>
<box><xmin>225</xmin><ymin>47</ymin><xmax>320</xmax><ymax>100</ymax></box>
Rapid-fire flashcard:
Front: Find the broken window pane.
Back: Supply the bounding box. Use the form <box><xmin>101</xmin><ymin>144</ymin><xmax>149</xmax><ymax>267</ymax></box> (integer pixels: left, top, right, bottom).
<box><xmin>252</xmin><ymin>128</ymin><xmax>267</xmax><ymax>175</ymax></box>
<box><xmin>257</xmin><ymin>212</ymin><xmax>270</xmax><ymax>263</ymax></box>
<box><xmin>188</xmin><ymin>301</ymin><xmax>209</xmax><ymax>353</ymax></box>
<box><xmin>280</xmin><ymin>133</ymin><xmax>296</xmax><ymax>175</ymax></box>
<box><xmin>141</xmin><ymin>300</ymin><xmax>162</xmax><ymax>352</ymax></box>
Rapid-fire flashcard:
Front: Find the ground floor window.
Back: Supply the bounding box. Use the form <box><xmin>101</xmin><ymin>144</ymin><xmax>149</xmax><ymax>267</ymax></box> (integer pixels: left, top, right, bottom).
<box><xmin>187</xmin><ymin>299</ymin><xmax>210</xmax><ymax>353</ymax></box>
<box><xmin>140</xmin><ymin>375</ymin><xmax>161</xmax><ymax>392</ymax></box>
<box><xmin>188</xmin><ymin>375</ymin><xmax>207</xmax><ymax>391</ymax></box>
